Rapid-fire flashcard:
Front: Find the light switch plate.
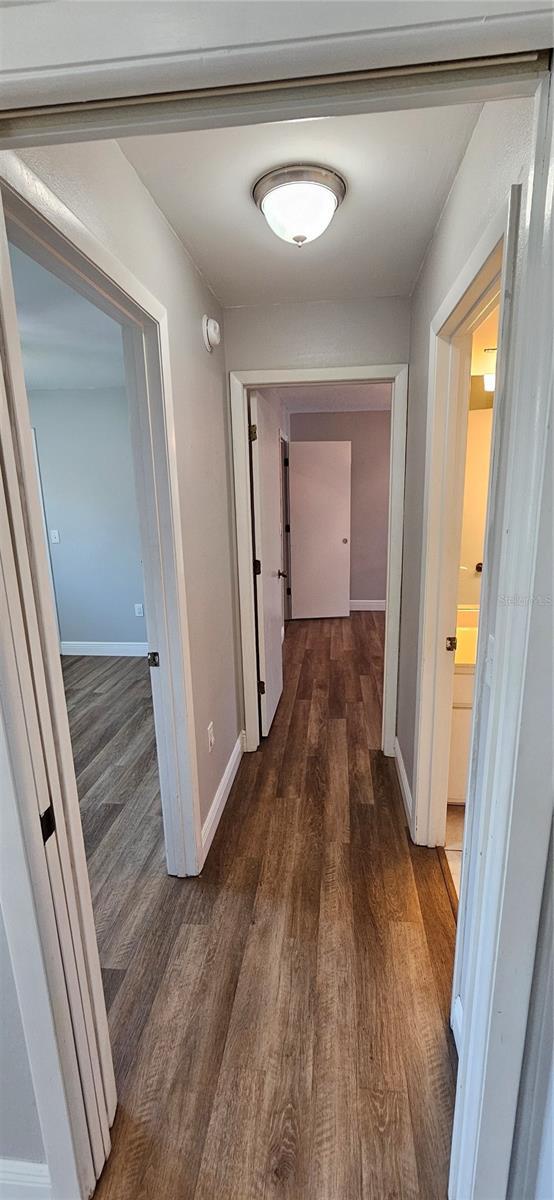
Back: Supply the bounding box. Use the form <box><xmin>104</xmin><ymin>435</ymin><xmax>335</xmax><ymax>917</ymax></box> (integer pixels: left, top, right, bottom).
<box><xmin>134</xmin><ymin>603</ymin><xmax>144</xmax><ymax>617</ymax></box>
<box><xmin>50</xmin><ymin>529</ymin><xmax>60</xmax><ymax>544</ymax></box>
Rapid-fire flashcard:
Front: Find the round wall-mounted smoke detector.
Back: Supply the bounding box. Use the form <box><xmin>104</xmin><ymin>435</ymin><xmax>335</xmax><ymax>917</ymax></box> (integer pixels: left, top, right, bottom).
<box><xmin>202</xmin><ymin>315</ymin><xmax>221</xmax><ymax>353</ymax></box>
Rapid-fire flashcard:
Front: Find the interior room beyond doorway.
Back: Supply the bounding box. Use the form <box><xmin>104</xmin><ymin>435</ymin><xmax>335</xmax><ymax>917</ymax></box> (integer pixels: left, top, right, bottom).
<box><xmin>7</xmin><ymin>237</ymin><xmax>167</xmax><ymax>1020</ymax></box>
<box><xmin>244</xmin><ymin>377</ymin><xmax>398</xmax><ymax>751</ymax></box>
<box><xmin>442</xmin><ymin>303</ymin><xmax>499</xmax><ymax>904</ymax></box>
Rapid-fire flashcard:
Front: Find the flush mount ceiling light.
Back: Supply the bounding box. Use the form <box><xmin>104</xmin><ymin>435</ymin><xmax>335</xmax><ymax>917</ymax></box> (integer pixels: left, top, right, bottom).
<box><xmin>253</xmin><ymin>164</ymin><xmax>346</xmax><ymax>247</ymax></box>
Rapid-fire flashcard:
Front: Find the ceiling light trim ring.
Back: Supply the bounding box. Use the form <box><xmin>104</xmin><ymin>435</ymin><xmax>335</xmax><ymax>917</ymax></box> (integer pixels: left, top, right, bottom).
<box><xmin>252</xmin><ymin>164</ymin><xmax>347</xmax><ymax>210</ymax></box>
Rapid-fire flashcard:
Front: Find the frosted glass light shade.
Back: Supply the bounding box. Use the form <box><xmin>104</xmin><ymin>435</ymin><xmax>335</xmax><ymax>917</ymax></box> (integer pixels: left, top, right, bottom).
<box><xmin>261</xmin><ymin>182</ymin><xmax>338</xmax><ymax>246</ymax></box>
<box><xmin>254</xmin><ymin>165</ymin><xmax>346</xmax><ymax>248</ymax></box>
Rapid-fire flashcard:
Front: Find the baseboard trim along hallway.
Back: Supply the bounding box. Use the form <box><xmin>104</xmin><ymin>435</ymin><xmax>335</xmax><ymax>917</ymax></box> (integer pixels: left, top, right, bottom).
<box><xmin>200</xmin><ymin>734</ymin><xmax>244</xmax><ymax>861</ymax></box>
<box><xmin>60</xmin><ymin>641</ymin><xmax>148</xmax><ymax>657</ymax></box>
<box><xmin>394</xmin><ymin>735</ymin><xmax>414</xmax><ymax>833</ymax></box>
<box><xmin>349</xmin><ymin>600</ymin><xmax>386</xmax><ymax>611</ymax></box>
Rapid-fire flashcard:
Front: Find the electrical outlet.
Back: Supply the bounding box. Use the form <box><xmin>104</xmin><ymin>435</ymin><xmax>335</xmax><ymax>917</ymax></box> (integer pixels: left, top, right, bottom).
<box><xmin>207</xmin><ymin>721</ymin><xmax>215</xmax><ymax>753</ymax></box>
<box><xmin>50</xmin><ymin>529</ymin><xmax>60</xmax><ymax>544</ymax></box>
<box><xmin>134</xmin><ymin>602</ymin><xmax>144</xmax><ymax>617</ymax></box>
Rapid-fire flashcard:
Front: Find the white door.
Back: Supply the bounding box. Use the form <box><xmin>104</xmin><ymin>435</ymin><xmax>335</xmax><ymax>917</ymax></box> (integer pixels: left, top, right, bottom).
<box><xmin>0</xmin><ymin>194</ymin><xmax>115</xmax><ymax>1191</ymax></box>
<box><xmin>250</xmin><ymin>391</ymin><xmax>284</xmax><ymax>735</ymax></box>
<box><xmin>289</xmin><ymin>441</ymin><xmax>351</xmax><ymax>619</ymax></box>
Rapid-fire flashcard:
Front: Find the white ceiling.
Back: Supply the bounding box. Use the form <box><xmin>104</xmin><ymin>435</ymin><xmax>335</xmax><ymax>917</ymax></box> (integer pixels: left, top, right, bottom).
<box><xmin>121</xmin><ymin>104</ymin><xmax>481</xmax><ymax>306</ymax></box>
<box><xmin>260</xmin><ymin>381</ymin><xmax>391</xmax><ymax>414</ymax></box>
<box><xmin>9</xmin><ymin>243</ymin><xmax>125</xmax><ymax>391</ymax></box>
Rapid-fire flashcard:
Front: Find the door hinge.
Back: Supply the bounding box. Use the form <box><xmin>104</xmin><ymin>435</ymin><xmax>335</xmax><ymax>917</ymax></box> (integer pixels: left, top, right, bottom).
<box><xmin>286</xmin><ymin>586</ymin><xmax>291</xmax><ymax>596</ymax></box>
<box><xmin>147</xmin><ymin>650</ymin><xmax>160</xmax><ymax>667</ymax></box>
<box><xmin>249</xmin><ymin>423</ymin><xmax>257</xmax><ymax>442</ymax></box>
<box><xmin>258</xmin><ymin>679</ymin><xmax>266</xmax><ymax>695</ymax></box>
<box><xmin>446</xmin><ymin>636</ymin><xmax>457</xmax><ymax>652</ymax></box>
<box><xmin>254</xmin><ymin>558</ymin><xmax>261</xmax><ymax>575</ymax></box>
<box><xmin>285</xmin><ymin>523</ymin><xmax>290</xmax><ymax>533</ymax></box>
<box><xmin>284</xmin><ymin>455</ymin><xmax>289</xmax><ymax>466</ymax></box>
<box><xmin>40</xmin><ymin>804</ymin><xmax>56</xmax><ymax>844</ymax></box>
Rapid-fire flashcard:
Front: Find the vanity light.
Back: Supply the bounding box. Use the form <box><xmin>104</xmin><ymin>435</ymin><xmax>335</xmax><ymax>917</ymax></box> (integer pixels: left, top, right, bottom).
<box><xmin>253</xmin><ymin>165</ymin><xmax>346</xmax><ymax>247</ymax></box>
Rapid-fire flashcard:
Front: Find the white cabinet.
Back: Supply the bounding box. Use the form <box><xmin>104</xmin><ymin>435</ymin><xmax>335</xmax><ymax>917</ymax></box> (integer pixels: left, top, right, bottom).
<box><xmin>448</xmin><ymin>666</ymin><xmax>474</xmax><ymax>804</ymax></box>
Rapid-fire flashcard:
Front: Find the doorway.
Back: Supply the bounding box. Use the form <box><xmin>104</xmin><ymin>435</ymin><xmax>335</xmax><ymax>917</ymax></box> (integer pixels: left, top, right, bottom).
<box><xmin>0</xmin><ymin>185</ymin><xmax>206</xmax><ymax>1185</ymax></box>
<box><xmin>230</xmin><ymin>366</ymin><xmax>408</xmax><ymax>756</ymax></box>
<box><xmin>440</xmin><ymin>303</ymin><xmax>499</xmax><ymax>905</ymax></box>
<box><xmin>7</xmin><ymin>236</ymin><xmax>168</xmax><ymax>967</ymax></box>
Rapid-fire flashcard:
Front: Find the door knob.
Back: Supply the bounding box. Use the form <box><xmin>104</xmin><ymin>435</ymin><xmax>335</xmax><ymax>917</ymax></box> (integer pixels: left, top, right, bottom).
<box><xmin>278</xmin><ymin>569</ymin><xmax>287</xmax><ymax>579</ymax></box>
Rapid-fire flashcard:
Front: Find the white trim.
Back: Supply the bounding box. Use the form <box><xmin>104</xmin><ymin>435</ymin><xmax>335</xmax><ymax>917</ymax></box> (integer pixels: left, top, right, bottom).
<box><xmin>60</xmin><ymin>641</ymin><xmax>148</xmax><ymax>657</ymax></box>
<box><xmin>393</xmin><ymin>736</ymin><xmax>413</xmax><ymax>828</ymax></box>
<box><xmin>0</xmin><ymin>157</ymin><xmax>203</xmax><ymax>1196</ymax></box>
<box><xmin>0</xmin><ymin>1161</ymin><xmax>51</xmax><ymax>1199</ymax></box>
<box><xmin>0</xmin><ymin>527</ymin><xmax>88</xmax><ymax>1196</ymax></box>
<box><xmin>451</xmin><ymin>995</ymin><xmax>464</xmax><ymax>1055</ymax></box>
<box><xmin>0</xmin><ymin>48</ymin><xmax>547</xmax><ymax>145</ymax></box>
<box><xmin>349</xmin><ymin>600</ymin><xmax>385</xmax><ymax>611</ymax></box>
<box><xmin>200</xmin><ymin>734</ymin><xmax>243</xmax><ymax>865</ymax></box>
<box><xmin>230</xmin><ymin>365</ymin><xmax>407</xmax><ymax>758</ymax></box>
<box><xmin>0</xmin><ymin>159</ymin><xmax>202</xmax><ymax>881</ymax></box>
<box><xmin>449</xmin><ymin>73</ymin><xmax>553</xmax><ymax>1200</ymax></box>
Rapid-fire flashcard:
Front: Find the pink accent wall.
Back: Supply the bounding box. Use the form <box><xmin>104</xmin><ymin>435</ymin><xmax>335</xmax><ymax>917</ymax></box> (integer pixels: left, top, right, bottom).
<box><xmin>290</xmin><ymin>409</ymin><xmax>391</xmax><ymax>606</ymax></box>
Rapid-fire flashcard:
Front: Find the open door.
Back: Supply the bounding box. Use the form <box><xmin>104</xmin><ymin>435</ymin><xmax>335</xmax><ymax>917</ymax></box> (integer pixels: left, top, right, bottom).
<box><xmin>0</xmin><ymin>189</ymin><xmax>115</xmax><ymax>1191</ymax></box>
<box><xmin>249</xmin><ymin>390</ymin><xmax>284</xmax><ymax>736</ymax></box>
<box><xmin>289</xmin><ymin>440</ymin><xmax>352</xmax><ymax>618</ymax></box>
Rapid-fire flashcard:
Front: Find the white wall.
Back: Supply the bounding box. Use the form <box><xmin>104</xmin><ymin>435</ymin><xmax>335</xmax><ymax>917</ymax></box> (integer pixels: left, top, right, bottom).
<box><xmin>29</xmin><ymin>387</ymin><xmax>146</xmax><ymax>648</ymax></box>
<box><xmin>0</xmin><ymin>912</ymin><xmax>45</xmax><ymax>1165</ymax></box>
<box><xmin>7</xmin><ymin>141</ymin><xmax>240</xmax><ymax>826</ymax></box>
<box><xmin>397</xmin><ymin>96</ymin><xmax>536</xmax><ymax>788</ymax></box>
<box><xmin>290</xmin><ymin>409</ymin><xmax>390</xmax><ymax>606</ymax></box>
<box><xmin>225</xmin><ymin>297</ymin><xmax>410</xmax><ymax>371</ymax></box>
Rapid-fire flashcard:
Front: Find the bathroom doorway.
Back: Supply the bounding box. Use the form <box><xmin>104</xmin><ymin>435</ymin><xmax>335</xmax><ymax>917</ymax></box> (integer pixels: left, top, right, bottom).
<box><xmin>441</xmin><ymin>304</ymin><xmax>499</xmax><ymax>907</ymax></box>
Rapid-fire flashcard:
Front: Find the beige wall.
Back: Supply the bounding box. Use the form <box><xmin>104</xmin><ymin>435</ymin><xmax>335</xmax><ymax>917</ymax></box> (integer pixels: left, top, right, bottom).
<box><xmin>8</xmin><ymin>141</ymin><xmax>240</xmax><ymax>826</ymax></box>
<box><xmin>290</xmin><ymin>409</ymin><xmax>391</xmax><ymax>606</ymax></box>
<box><xmin>458</xmin><ymin>409</ymin><xmax>493</xmax><ymax>607</ymax></box>
<box><xmin>396</xmin><ymin>96</ymin><xmax>536</xmax><ymax>789</ymax></box>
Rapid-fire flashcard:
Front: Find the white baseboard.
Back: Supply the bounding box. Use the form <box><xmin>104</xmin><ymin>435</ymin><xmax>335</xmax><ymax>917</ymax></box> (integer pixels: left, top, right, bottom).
<box><xmin>451</xmin><ymin>993</ymin><xmax>464</xmax><ymax>1053</ymax></box>
<box><xmin>0</xmin><ymin>1160</ymin><xmax>51</xmax><ymax>1199</ymax></box>
<box><xmin>200</xmin><ymin>733</ymin><xmax>244</xmax><ymax>862</ymax></box>
<box><xmin>394</xmin><ymin>736</ymin><xmax>414</xmax><ymax>833</ymax></box>
<box><xmin>350</xmin><ymin>600</ymin><xmax>386</xmax><ymax>611</ymax></box>
<box><xmin>60</xmin><ymin>641</ymin><xmax>148</xmax><ymax>657</ymax></box>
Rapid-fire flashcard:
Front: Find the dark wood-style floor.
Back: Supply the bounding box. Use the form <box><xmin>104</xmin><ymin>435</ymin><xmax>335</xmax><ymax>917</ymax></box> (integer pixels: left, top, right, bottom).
<box><xmin>64</xmin><ymin>614</ymin><xmax>457</xmax><ymax>1200</ymax></box>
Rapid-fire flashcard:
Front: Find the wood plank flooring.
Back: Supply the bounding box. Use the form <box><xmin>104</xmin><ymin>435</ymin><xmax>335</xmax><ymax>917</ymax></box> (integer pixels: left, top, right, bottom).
<box><xmin>65</xmin><ymin>614</ymin><xmax>457</xmax><ymax>1200</ymax></box>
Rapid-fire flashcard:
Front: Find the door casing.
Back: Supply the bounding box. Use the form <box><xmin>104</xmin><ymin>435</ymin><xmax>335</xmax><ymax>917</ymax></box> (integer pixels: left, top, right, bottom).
<box><xmin>230</xmin><ymin>365</ymin><xmax>408</xmax><ymax>755</ymax></box>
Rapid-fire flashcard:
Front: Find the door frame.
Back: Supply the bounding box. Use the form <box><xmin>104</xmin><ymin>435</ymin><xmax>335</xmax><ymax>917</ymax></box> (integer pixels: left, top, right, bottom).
<box><xmin>446</xmin><ymin>79</ymin><xmax>552</xmax><ymax>1199</ymax></box>
<box><xmin>0</xmin><ymin>165</ymin><xmax>204</xmax><ymax>1189</ymax></box>
<box><xmin>1</xmin><ymin>162</ymin><xmax>202</xmax><ymax>878</ymax></box>
<box><xmin>230</xmin><ymin>364</ymin><xmax>408</xmax><ymax>754</ymax></box>
<box><xmin>0</xmin><ymin>52</ymin><xmax>551</xmax><ymax>1200</ymax></box>
<box><xmin>412</xmin><ymin>206</ymin><xmax>508</xmax><ymax>849</ymax></box>
<box><xmin>280</xmin><ymin>433</ymin><xmax>291</xmax><ymax>627</ymax></box>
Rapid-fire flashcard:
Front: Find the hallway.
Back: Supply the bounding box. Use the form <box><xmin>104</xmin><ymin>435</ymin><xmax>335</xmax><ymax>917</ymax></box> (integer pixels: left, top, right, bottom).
<box><xmin>92</xmin><ymin>614</ymin><xmax>457</xmax><ymax>1199</ymax></box>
